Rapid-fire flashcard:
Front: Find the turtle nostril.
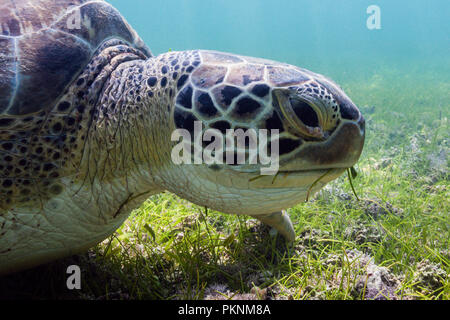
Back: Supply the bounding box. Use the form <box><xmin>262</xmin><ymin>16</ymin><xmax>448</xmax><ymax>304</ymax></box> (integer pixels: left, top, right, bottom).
<box><xmin>289</xmin><ymin>98</ymin><xmax>319</xmax><ymax>128</ymax></box>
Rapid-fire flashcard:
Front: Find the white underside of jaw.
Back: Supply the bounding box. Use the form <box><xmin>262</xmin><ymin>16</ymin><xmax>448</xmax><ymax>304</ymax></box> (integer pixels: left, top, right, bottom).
<box><xmin>156</xmin><ymin>164</ymin><xmax>340</xmax><ymax>217</ymax></box>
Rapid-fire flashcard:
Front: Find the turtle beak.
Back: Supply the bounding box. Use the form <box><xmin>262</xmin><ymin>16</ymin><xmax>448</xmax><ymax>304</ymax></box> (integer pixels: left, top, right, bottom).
<box><xmin>280</xmin><ymin>109</ymin><xmax>365</xmax><ymax>171</ymax></box>
<box><xmin>296</xmin><ymin>77</ymin><xmax>366</xmax><ymax>170</ymax></box>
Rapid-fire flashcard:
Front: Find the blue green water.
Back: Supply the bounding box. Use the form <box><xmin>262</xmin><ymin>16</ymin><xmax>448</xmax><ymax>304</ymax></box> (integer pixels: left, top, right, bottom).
<box><xmin>108</xmin><ymin>0</ymin><xmax>449</xmax><ymax>82</ymax></box>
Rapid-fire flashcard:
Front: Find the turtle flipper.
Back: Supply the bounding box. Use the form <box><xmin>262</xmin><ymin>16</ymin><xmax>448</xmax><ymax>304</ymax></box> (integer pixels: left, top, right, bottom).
<box><xmin>252</xmin><ymin>211</ymin><xmax>296</xmax><ymax>242</ymax></box>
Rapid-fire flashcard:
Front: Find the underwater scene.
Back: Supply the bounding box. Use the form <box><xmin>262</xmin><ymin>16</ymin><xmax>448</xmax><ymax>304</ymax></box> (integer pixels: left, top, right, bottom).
<box><xmin>0</xmin><ymin>0</ymin><xmax>448</xmax><ymax>300</ymax></box>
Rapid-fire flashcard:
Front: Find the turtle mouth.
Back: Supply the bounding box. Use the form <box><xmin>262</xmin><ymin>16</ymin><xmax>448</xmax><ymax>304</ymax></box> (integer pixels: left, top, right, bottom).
<box><xmin>248</xmin><ymin>167</ymin><xmax>346</xmax><ymax>189</ymax></box>
<box><xmin>277</xmin><ymin>168</ymin><xmax>345</xmax><ymax>174</ymax></box>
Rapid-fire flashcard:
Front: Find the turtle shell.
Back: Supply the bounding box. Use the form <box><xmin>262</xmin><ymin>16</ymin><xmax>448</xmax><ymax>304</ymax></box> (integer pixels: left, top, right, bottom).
<box><xmin>0</xmin><ymin>0</ymin><xmax>152</xmax><ymax>117</ymax></box>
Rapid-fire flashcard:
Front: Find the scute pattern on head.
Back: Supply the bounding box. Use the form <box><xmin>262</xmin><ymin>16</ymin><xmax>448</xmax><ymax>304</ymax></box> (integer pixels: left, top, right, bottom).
<box><xmin>227</xmin><ymin>64</ymin><xmax>265</xmax><ymax>86</ymax></box>
<box><xmin>267</xmin><ymin>66</ymin><xmax>310</xmax><ymax>87</ymax></box>
<box><xmin>191</xmin><ymin>65</ymin><xmax>227</xmax><ymax>89</ymax></box>
<box><xmin>171</xmin><ymin>50</ymin><xmax>326</xmax><ymax>167</ymax></box>
<box><xmin>170</xmin><ymin>50</ymin><xmax>362</xmax><ymax>171</ymax></box>
<box><xmin>201</xmin><ymin>51</ymin><xmax>244</xmax><ymax>65</ymax></box>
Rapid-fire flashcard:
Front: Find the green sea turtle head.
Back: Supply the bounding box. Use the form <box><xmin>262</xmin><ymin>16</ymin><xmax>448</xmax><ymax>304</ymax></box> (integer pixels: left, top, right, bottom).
<box><xmin>162</xmin><ymin>51</ymin><xmax>365</xmax><ymax>216</ymax></box>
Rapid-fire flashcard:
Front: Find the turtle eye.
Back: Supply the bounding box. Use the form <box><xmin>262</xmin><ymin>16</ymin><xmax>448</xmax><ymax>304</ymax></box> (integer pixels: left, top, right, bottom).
<box><xmin>289</xmin><ymin>98</ymin><xmax>319</xmax><ymax>128</ymax></box>
<box><xmin>273</xmin><ymin>88</ymin><xmax>325</xmax><ymax>139</ymax></box>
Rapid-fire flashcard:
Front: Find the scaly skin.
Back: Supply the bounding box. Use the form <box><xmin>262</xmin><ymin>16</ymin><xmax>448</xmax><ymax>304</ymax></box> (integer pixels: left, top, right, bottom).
<box><xmin>0</xmin><ymin>42</ymin><xmax>365</xmax><ymax>274</ymax></box>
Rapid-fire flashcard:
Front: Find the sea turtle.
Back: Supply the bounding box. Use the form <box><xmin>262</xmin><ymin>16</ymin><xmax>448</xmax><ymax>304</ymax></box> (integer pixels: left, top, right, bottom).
<box><xmin>0</xmin><ymin>0</ymin><xmax>365</xmax><ymax>275</ymax></box>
